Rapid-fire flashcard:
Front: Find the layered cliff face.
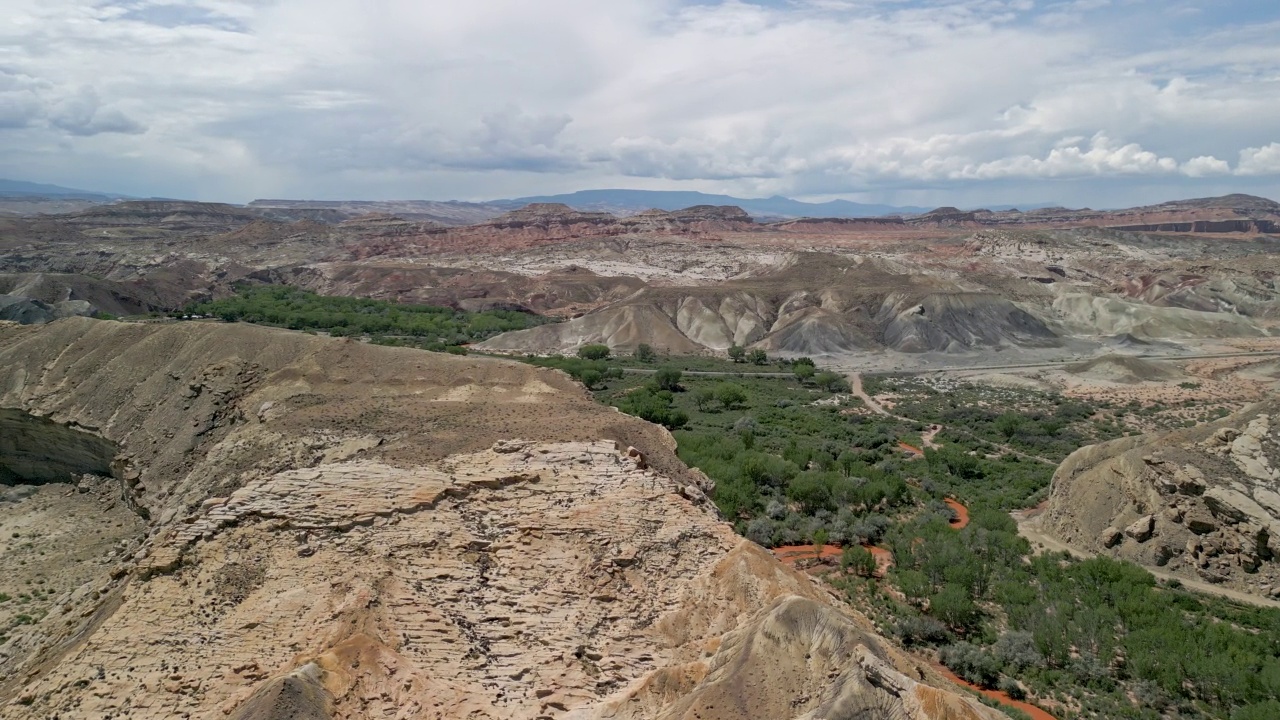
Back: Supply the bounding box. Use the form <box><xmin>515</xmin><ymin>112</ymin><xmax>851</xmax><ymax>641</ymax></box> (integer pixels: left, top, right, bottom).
<box><xmin>1040</xmin><ymin>397</ymin><xmax>1280</xmax><ymax>598</ymax></box>
<box><xmin>0</xmin><ymin>318</ymin><xmax>999</xmax><ymax>720</ymax></box>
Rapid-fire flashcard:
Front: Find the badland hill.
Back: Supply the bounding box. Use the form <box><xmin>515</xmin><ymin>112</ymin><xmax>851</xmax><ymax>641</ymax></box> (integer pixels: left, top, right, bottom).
<box><xmin>0</xmin><ymin>318</ymin><xmax>1001</xmax><ymax>720</ymax></box>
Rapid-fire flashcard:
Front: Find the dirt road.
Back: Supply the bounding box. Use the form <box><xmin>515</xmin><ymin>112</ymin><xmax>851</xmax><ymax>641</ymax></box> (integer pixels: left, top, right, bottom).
<box><xmin>849</xmin><ymin>372</ymin><xmax>891</xmax><ymax>416</ymax></box>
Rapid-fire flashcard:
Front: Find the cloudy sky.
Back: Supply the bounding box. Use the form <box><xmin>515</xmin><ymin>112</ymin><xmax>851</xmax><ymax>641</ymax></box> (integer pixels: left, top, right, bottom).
<box><xmin>3</xmin><ymin>0</ymin><xmax>1279</xmax><ymax>207</ymax></box>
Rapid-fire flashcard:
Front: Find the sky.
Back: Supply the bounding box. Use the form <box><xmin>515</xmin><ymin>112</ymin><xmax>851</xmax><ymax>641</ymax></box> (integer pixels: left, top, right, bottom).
<box><xmin>2</xmin><ymin>0</ymin><xmax>1279</xmax><ymax>207</ymax></box>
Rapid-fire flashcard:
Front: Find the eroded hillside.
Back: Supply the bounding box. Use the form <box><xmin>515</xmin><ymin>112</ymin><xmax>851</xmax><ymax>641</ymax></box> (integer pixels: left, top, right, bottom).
<box><xmin>0</xmin><ymin>318</ymin><xmax>1000</xmax><ymax>720</ymax></box>
<box><xmin>1036</xmin><ymin>396</ymin><xmax>1280</xmax><ymax>598</ymax></box>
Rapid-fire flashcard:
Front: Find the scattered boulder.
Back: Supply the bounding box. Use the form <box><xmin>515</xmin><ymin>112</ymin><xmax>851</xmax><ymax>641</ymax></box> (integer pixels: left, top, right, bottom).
<box><xmin>1124</xmin><ymin>515</ymin><xmax>1155</xmax><ymax>543</ymax></box>
<box><xmin>1100</xmin><ymin>527</ymin><xmax>1123</xmax><ymax>548</ymax></box>
<box><xmin>1186</xmin><ymin>513</ymin><xmax>1218</xmax><ymax>535</ymax></box>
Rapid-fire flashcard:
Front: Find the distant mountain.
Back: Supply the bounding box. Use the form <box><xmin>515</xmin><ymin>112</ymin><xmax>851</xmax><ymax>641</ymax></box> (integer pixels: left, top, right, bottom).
<box><xmin>491</xmin><ymin>189</ymin><xmax>933</xmax><ymax>219</ymax></box>
<box><xmin>0</xmin><ymin>179</ymin><xmax>127</xmax><ymax>200</ymax></box>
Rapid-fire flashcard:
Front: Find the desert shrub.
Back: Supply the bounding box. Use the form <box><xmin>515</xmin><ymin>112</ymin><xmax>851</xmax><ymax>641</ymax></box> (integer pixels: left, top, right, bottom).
<box><xmin>896</xmin><ymin>615</ymin><xmax>950</xmax><ymax>646</ymax></box>
<box><xmin>941</xmin><ymin>642</ymin><xmax>1001</xmax><ymax>688</ymax></box>
<box><xmin>635</xmin><ymin>343</ymin><xmax>656</xmax><ymax>362</ymax></box>
<box><xmin>993</xmin><ymin>631</ymin><xmax>1042</xmax><ymax>672</ymax></box>
<box><xmin>745</xmin><ymin>516</ymin><xmax>775</xmax><ymax>546</ymax></box>
<box><xmin>997</xmin><ymin>676</ymin><xmax>1026</xmax><ymax>700</ymax></box>
<box><xmin>847</xmin><ymin>514</ymin><xmax>892</xmax><ymax>544</ymax></box>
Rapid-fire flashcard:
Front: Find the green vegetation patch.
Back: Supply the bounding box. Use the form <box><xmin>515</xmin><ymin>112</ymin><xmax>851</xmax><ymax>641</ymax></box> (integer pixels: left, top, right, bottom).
<box><xmin>185</xmin><ymin>285</ymin><xmax>556</xmax><ymax>351</ymax></box>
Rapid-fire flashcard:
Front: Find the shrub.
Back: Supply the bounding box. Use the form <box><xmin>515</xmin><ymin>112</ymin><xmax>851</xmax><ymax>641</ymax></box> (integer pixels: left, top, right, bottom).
<box><xmin>577</xmin><ymin>344</ymin><xmax>611</xmax><ymax>360</ymax></box>
<box><xmin>654</xmin><ymin>367</ymin><xmax>683</xmax><ymax>391</ymax></box>
<box><xmin>1233</xmin><ymin>701</ymin><xmax>1280</xmax><ymax>720</ymax></box>
<box><xmin>579</xmin><ymin>369</ymin><xmax>604</xmax><ymax>389</ymax></box>
<box><xmin>694</xmin><ymin>388</ymin><xmax>716</xmax><ymax>411</ymax></box>
<box><xmin>716</xmin><ymin>384</ymin><xmax>748</xmax><ymax>410</ymax></box>
<box><xmin>615</xmin><ymin>387</ymin><xmax>687</xmax><ymax>429</ymax></box>
<box><xmin>993</xmin><ymin>631</ymin><xmax>1042</xmax><ymax>672</ymax></box>
<box><xmin>941</xmin><ymin>642</ymin><xmax>1001</xmax><ymax>688</ymax></box>
<box><xmin>787</xmin><ymin>472</ymin><xmax>834</xmax><ymax>514</ymax></box>
<box><xmin>727</xmin><ymin>345</ymin><xmax>746</xmax><ymax>363</ymax></box>
<box><xmin>896</xmin><ymin>615</ymin><xmax>950</xmax><ymax>646</ymax></box>
<box><xmin>841</xmin><ymin>545</ymin><xmax>877</xmax><ymax>577</ymax></box>
<box><xmin>794</xmin><ymin>364</ymin><xmax>816</xmax><ymax>382</ymax></box>
<box><xmin>998</xmin><ymin>676</ymin><xmax>1026</xmax><ymax>700</ymax></box>
<box><xmin>745</xmin><ymin>516</ymin><xmax>775</xmax><ymax>546</ymax></box>
<box><xmin>748</xmin><ymin>348</ymin><xmax>768</xmax><ymax>365</ymax></box>
<box><xmin>848</xmin><ymin>514</ymin><xmax>892</xmax><ymax>544</ymax></box>
<box><xmin>635</xmin><ymin>343</ymin><xmax>656</xmax><ymax>362</ymax></box>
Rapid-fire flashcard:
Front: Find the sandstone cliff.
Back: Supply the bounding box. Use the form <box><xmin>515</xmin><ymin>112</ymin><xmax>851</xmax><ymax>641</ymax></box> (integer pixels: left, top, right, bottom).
<box><xmin>0</xmin><ymin>318</ymin><xmax>1000</xmax><ymax>720</ymax></box>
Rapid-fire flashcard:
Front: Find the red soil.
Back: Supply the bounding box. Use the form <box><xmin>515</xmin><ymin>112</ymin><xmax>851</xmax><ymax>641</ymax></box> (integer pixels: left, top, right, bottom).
<box><xmin>898</xmin><ymin>441</ymin><xmax>924</xmax><ymax>457</ymax></box>
<box><xmin>945</xmin><ymin>498</ymin><xmax>970</xmax><ymax>530</ymax></box>
<box><xmin>772</xmin><ymin>543</ymin><xmax>843</xmax><ymax>563</ymax></box>
<box><xmin>930</xmin><ymin>661</ymin><xmax>1058</xmax><ymax>720</ymax></box>
<box><xmin>772</xmin><ymin>543</ymin><xmax>894</xmax><ymax>579</ymax></box>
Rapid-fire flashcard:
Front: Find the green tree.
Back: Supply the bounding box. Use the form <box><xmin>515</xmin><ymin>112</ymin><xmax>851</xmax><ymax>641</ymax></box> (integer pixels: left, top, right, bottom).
<box><xmin>635</xmin><ymin>343</ymin><xmax>656</xmax><ymax>363</ymax></box>
<box><xmin>995</xmin><ymin>413</ymin><xmax>1023</xmax><ymax>439</ymax></box>
<box><xmin>814</xmin><ymin>371</ymin><xmax>847</xmax><ymax>392</ymax></box>
<box><xmin>794</xmin><ymin>364</ymin><xmax>816</xmax><ymax>383</ymax></box>
<box><xmin>717</xmin><ymin>384</ymin><xmax>747</xmax><ymax>410</ymax></box>
<box><xmin>577</xmin><ymin>344</ymin><xmax>611</xmax><ymax>360</ymax></box>
<box><xmin>727</xmin><ymin>345</ymin><xmax>746</xmax><ymax>363</ymax></box>
<box><xmin>579</xmin><ymin>369</ymin><xmax>604</xmax><ymax>389</ymax></box>
<box><xmin>812</xmin><ymin>527</ymin><xmax>830</xmax><ymax>550</ymax></box>
<box><xmin>694</xmin><ymin>388</ymin><xmax>716</xmax><ymax>412</ymax></box>
<box><xmin>930</xmin><ymin>583</ymin><xmax>980</xmax><ymax>630</ymax></box>
<box><xmin>654</xmin><ymin>367</ymin><xmax>683</xmax><ymax>392</ymax></box>
<box><xmin>787</xmin><ymin>472</ymin><xmax>834</xmax><ymax>513</ymax></box>
<box><xmin>841</xmin><ymin>545</ymin><xmax>878</xmax><ymax>577</ymax></box>
<box><xmin>748</xmin><ymin>348</ymin><xmax>768</xmax><ymax>365</ymax></box>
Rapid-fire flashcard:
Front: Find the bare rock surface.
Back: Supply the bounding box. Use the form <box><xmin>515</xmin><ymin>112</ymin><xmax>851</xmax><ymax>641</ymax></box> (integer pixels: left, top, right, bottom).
<box><xmin>0</xmin><ymin>318</ymin><xmax>998</xmax><ymax>720</ymax></box>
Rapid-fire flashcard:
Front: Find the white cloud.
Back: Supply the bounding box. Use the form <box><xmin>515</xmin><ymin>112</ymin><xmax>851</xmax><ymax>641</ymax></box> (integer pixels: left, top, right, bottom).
<box><xmin>1236</xmin><ymin>143</ymin><xmax>1280</xmax><ymax>176</ymax></box>
<box><xmin>959</xmin><ymin>134</ymin><xmax>1179</xmax><ymax>179</ymax></box>
<box><xmin>0</xmin><ymin>0</ymin><xmax>1277</xmax><ymax>202</ymax></box>
<box><xmin>1182</xmin><ymin>155</ymin><xmax>1231</xmax><ymax>178</ymax></box>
